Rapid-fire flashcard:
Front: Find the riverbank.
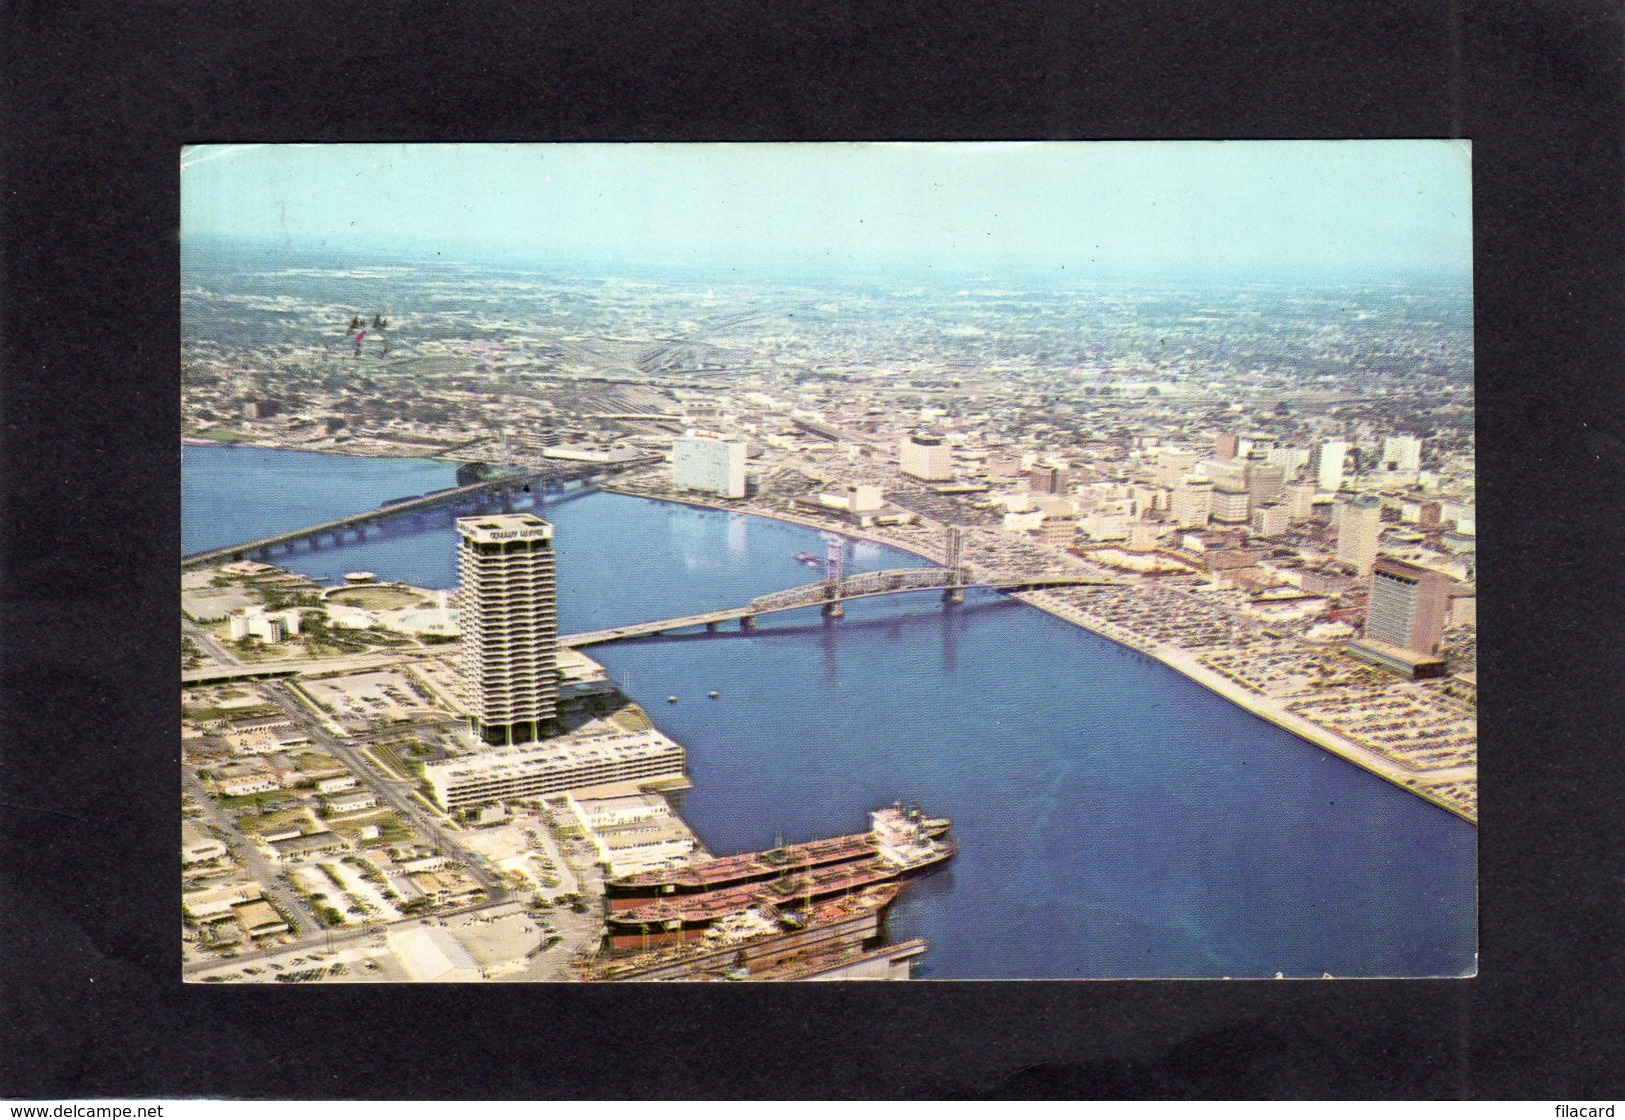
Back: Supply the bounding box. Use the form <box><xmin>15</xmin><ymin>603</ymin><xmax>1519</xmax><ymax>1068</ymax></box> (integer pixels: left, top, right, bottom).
<box><xmin>597</xmin><ymin>483</ymin><xmax>951</xmax><ymax>566</ymax></box>
<box><xmin>601</xmin><ymin>481</ymin><xmax>1477</xmax><ymax>826</ymax></box>
<box><xmin>1011</xmin><ymin>589</ymin><xmax>1476</xmax><ymax>824</ymax></box>
<box><xmin>184</xmin><ymin>442</ymin><xmax>1476</xmax><ymax>827</ymax></box>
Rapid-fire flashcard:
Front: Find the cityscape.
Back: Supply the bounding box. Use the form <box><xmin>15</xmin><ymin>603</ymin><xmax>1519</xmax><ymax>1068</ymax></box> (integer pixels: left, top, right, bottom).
<box><xmin>181</xmin><ymin>143</ymin><xmax>1476</xmax><ymax>982</ymax></box>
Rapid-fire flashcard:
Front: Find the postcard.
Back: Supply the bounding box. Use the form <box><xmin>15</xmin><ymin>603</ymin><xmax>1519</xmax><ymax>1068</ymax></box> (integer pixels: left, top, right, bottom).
<box><xmin>180</xmin><ymin>142</ymin><xmax>1475</xmax><ymax>983</ymax></box>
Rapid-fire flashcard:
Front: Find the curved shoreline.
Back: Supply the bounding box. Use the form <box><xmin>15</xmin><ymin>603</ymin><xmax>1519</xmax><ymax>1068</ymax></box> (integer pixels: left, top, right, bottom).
<box><xmin>183</xmin><ymin>444</ymin><xmax>1476</xmax><ymax>826</ymax></box>
<box><xmin>601</xmin><ymin>483</ymin><xmax>1477</xmax><ymax>826</ymax></box>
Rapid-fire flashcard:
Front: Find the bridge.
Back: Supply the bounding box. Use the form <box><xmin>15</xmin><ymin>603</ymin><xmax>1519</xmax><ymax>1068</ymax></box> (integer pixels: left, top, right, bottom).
<box><xmin>181</xmin><ymin>455</ymin><xmax>659</xmax><ymax>571</ymax></box>
<box><xmin>559</xmin><ymin>565</ymin><xmax>1123</xmax><ymax>648</ymax></box>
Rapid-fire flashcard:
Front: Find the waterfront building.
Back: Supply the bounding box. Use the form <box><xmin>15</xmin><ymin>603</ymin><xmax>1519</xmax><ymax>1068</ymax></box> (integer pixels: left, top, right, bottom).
<box><xmin>1336</xmin><ymin>495</ymin><xmax>1384</xmax><ymax>576</ymax></box>
<box><xmin>422</xmin><ymin>729</ymin><xmax>686</xmax><ymax>811</ymax></box>
<box><xmin>672</xmin><ymin>431</ymin><xmax>747</xmax><ymax>498</ymax></box>
<box><xmin>899</xmin><ymin>432</ymin><xmax>954</xmax><ymax>481</ymax></box>
<box><xmin>457</xmin><ymin>513</ymin><xmax>559</xmax><ymax>747</ymax></box>
<box><xmin>1382</xmin><ymin>436</ymin><xmax>1424</xmax><ymax>472</ymax></box>
<box><xmin>1317</xmin><ymin>439</ymin><xmax>1353</xmax><ymax>492</ymax></box>
<box><xmin>1364</xmin><ymin>558</ymin><xmax>1451</xmax><ymax>654</ymax></box>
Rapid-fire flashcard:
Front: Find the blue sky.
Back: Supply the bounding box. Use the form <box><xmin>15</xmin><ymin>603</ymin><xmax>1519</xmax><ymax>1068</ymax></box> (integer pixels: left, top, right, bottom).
<box><xmin>181</xmin><ymin>142</ymin><xmax>1472</xmax><ymax>277</ymax></box>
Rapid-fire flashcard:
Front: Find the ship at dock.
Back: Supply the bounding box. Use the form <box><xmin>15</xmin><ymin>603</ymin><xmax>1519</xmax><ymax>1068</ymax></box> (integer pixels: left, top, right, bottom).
<box><xmin>606</xmin><ymin>802</ymin><xmax>951</xmax><ymax>904</ymax></box>
<box><xmin>601</xmin><ymin>804</ymin><xmax>956</xmax><ymax>953</ymax></box>
<box><xmin>581</xmin><ymin>883</ymin><xmax>923</xmax><ymax>980</ymax></box>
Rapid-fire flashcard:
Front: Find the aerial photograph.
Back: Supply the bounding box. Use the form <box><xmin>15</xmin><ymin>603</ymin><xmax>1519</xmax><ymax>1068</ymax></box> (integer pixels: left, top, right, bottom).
<box><xmin>180</xmin><ymin>142</ymin><xmax>1476</xmax><ymax>983</ymax></box>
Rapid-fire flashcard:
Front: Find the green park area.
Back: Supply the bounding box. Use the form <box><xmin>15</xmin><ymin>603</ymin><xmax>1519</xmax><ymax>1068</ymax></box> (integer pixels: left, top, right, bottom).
<box><xmin>328</xmin><ymin>585</ymin><xmax>426</xmax><ymax>611</ymax></box>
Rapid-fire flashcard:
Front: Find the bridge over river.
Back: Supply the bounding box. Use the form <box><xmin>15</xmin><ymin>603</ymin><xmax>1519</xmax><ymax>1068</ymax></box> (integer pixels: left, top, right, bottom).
<box><xmin>559</xmin><ymin>565</ymin><xmax>1124</xmax><ymax>648</ymax></box>
<box><xmin>182</xmin><ymin>456</ymin><xmax>658</xmax><ymax>571</ymax></box>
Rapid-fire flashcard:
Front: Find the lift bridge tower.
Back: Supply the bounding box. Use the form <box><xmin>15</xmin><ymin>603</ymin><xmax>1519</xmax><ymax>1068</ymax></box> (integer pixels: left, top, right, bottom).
<box><xmin>942</xmin><ymin>525</ymin><xmax>966</xmax><ymax>603</ymax></box>
<box><xmin>822</xmin><ymin>535</ymin><xmax>847</xmax><ymax>618</ymax></box>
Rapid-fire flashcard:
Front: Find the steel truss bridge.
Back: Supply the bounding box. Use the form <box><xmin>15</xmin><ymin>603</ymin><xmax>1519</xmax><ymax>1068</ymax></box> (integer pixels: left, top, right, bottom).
<box><xmin>559</xmin><ymin>566</ymin><xmax>1123</xmax><ymax>648</ymax></box>
<box><xmin>181</xmin><ymin>456</ymin><xmax>658</xmax><ymax>571</ymax></box>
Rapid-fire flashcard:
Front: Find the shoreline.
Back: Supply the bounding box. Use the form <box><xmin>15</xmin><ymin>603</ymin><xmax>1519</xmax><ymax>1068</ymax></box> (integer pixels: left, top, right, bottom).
<box><xmin>601</xmin><ymin>483</ymin><xmax>1478</xmax><ymax>826</ymax></box>
<box><xmin>184</xmin><ymin>441</ymin><xmax>1476</xmax><ymax>827</ymax></box>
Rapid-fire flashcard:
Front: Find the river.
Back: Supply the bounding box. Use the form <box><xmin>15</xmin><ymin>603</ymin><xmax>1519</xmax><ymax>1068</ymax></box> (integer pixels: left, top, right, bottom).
<box><xmin>183</xmin><ymin>443</ymin><xmax>1477</xmax><ymax>979</ymax></box>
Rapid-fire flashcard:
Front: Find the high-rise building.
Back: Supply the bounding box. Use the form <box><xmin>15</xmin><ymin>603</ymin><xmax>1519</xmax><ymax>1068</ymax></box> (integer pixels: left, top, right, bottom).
<box><xmin>1382</xmin><ymin>436</ymin><xmax>1424</xmax><ymax>472</ymax></box>
<box><xmin>1336</xmin><ymin>495</ymin><xmax>1384</xmax><ymax>576</ymax></box>
<box><xmin>1214</xmin><ymin>433</ymin><xmax>1239</xmax><ymax>461</ymax></box>
<box><xmin>1284</xmin><ymin>482</ymin><xmax>1318</xmax><ymax>523</ymax></box>
<box><xmin>1027</xmin><ymin>464</ymin><xmax>1069</xmax><ymax>495</ymax></box>
<box><xmin>457</xmin><ymin>513</ymin><xmax>559</xmax><ymax>747</ymax></box>
<box><xmin>1171</xmin><ymin>478</ymin><xmax>1214</xmax><ymax>529</ymax></box>
<box><xmin>1209</xmin><ymin>488</ymin><xmax>1251</xmax><ymax>524</ymax></box>
<box><xmin>1251</xmin><ymin>502</ymin><xmax>1290</xmax><ymax>538</ymax></box>
<box><xmin>1364</xmin><ymin>558</ymin><xmax>1451</xmax><ymax>655</ymax></box>
<box><xmin>1245</xmin><ymin>459</ymin><xmax>1286</xmax><ymax>506</ymax></box>
<box><xmin>672</xmin><ymin>432</ymin><xmax>747</xmax><ymax>498</ymax></box>
<box><xmin>899</xmin><ymin>432</ymin><xmax>953</xmax><ymax>481</ymax></box>
<box><xmin>1317</xmin><ymin>439</ymin><xmax>1352</xmax><ymax>492</ymax></box>
<box><xmin>1202</xmin><ymin>458</ymin><xmax>1249</xmax><ymax>492</ymax></box>
<box><xmin>1265</xmin><ymin>446</ymin><xmax>1311</xmax><ymax>480</ymax></box>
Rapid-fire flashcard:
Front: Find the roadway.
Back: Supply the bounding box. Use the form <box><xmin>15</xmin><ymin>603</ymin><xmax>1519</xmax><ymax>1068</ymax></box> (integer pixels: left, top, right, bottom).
<box><xmin>262</xmin><ymin>680</ymin><xmax>511</xmax><ymax>906</ymax></box>
<box><xmin>560</xmin><ymin>566</ymin><xmax>1122</xmax><ymax>648</ymax></box>
<box><xmin>180</xmin><ymin>455</ymin><xmax>656</xmax><ymax>571</ymax></box>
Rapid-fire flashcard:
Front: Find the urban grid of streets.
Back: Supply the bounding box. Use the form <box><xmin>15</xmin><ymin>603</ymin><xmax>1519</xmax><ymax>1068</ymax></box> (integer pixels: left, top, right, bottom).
<box><xmin>181</xmin><ymin>249</ymin><xmax>1475</xmax><ymax>982</ymax></box>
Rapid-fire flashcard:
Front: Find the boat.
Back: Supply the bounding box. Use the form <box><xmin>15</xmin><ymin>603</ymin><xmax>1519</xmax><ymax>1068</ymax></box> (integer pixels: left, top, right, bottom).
<box><xmin>666</xmin><ymin>696</ymin><xmax>679</xmax><ymax>704</ymax></box>
<box><xmin>588</xmin><ymin>882</ymin><xmax>905</xmax><ymax>964</ymax></box>
<box><xmin>604</xmin><ymin>835</ymin><xmax>956</xmax><ymax>938</ymax></box>
<box><xmin>794</xmin><ymin>551</ymin><xmax>823</xmax><ymax>566</ymax></box>
<box><xmin>708</xmin><ymin>691</ymin><xmax>720</xmax><ymax>699</ymax></box>
<box><xmin>603</xmin><ymin>806</ymin><xmax>956</xmax><ymax>942</ymax></box>
<box><xmin>605</xmin><ymin>803</ymin><xmax>952</xmax><ymax>903</ymax></box>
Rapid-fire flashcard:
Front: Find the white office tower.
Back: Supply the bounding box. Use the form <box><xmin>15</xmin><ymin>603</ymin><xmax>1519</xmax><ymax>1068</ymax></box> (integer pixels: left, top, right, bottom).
<box><xmin>899</xmin><ymin>432</ymin><xmax>954</xmax><ymax>481</ymax></box>
<box><xmin>1318</xmin><ymin>439</ymin><xmax>1352</xmax><ymax>492</ymax></box>
<box><xmin>457</xmin><ymin>514</ymin><xmax>559</xmax><ymax>747</ymax></box>
<box><xmin>1265</xmin><ymin>446</ymin><xmax>1311</xmax><ymax>480</ymax></box>
<box><xmin>1336</xmin><ymin>495</ymin><xmax>1384</xmax><ymax>576</ymax></box>
<box><xmin>1172</xmin><ymin>478</ymin><xmax>1214</xmax><ymax>529</ymax></box>
<box><xmin>1209</xmin><ymin>488</ymin><xmax>1251</xmax><ymax>524</ymax></box>
<box><xmin>672</xmin><ymin>432</ymin><xmax>748</xmax><ymax>498</ymax></box>
<box><xmin>1382</xmin><ymin>436</ymin><xmax>1424</xmax><ymax>472</ymax></box>
<box><xmin>1284</xmin><ymin>482</ymin><xmax>1318</xmax><ymax>523</ymax></box>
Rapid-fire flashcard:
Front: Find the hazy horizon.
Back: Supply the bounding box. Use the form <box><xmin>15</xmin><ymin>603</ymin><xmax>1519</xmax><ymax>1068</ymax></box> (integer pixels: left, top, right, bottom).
<box><xmin>181</xmin><ymin>142</ymin><xmax>1473</xmax><ymax>285</ymax></box>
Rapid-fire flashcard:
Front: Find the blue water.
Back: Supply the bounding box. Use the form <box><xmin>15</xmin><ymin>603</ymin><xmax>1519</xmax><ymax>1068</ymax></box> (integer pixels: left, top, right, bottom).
<box><xmin>183</xmin><ymin>444</ymin><xmax>1477</xmax><ymax>978</ymax></box>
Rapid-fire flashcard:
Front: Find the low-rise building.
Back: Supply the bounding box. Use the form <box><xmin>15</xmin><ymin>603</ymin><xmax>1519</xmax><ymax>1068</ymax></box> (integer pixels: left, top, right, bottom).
<box><xmin>324</xmin><ymin>790</ymin><xmax>379</xmax><ymax>814</ymax></box>
<box><xmin>269</xmin><ymin>831</ymin><xmax>348</xmax><ymax>863</ymax></box>
<box><xmin>233</xmin><ymin>899</ymin><xmax>290</xmax><ymax>939</ymax></box>
<box><xmin>183</xmin><ymin>882</ymin><xmax>262</xmax><ymax>920</ymax></box>
<box><xmin>181</xmin><ymin>820</ymin><xmax>229</xmax><ymax>865</ymax></box>
<box><xmin>422</xmin><ymin>729</ymin><xmax>687</xmax><ymax>811</ymax></box>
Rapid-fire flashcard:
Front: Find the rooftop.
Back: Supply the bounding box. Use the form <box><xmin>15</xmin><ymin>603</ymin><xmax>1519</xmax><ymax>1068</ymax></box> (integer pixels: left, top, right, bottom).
<box><xmin>456</xmin><ymin>513</ymin><xmax>553</xmax><ymax>545</ymax></box>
